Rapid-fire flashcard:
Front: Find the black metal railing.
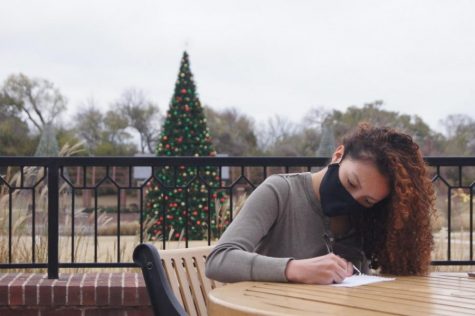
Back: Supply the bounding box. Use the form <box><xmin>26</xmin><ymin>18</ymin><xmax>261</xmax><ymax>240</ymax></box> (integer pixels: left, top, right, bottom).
<box><xmin>0</xmin><ymin>156</ymin><xmax>473</xmax><ymax>279</ymax></box>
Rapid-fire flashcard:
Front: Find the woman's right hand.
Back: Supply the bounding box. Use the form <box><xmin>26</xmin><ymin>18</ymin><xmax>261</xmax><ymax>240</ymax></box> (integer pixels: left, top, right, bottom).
<box><xmin>285</xmin><ymin>253</ymin><xmax>353</xmax><ymax>284</ymax></box>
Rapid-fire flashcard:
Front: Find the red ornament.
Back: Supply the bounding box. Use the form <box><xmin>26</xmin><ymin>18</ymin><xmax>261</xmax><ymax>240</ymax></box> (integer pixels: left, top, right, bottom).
<box><xmin>181</xmin><ymin>88</ymin><xmax>187</xmax><ymax>94</ymax></box>
<box><xmin>185</xmin><ymin>105</ymin><xmax>190</xmax><ymax>112</ymax></box>
<box><xmin>163</xmin><ymin>136</ymin><xmax>168</xmax><ymax>141</ymax></box>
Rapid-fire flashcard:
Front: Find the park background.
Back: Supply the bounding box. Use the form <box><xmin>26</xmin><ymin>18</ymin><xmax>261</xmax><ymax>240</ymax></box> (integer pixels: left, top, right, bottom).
<box><xmin>0</xmin><ymin>0</ymin><xmax>474</xmax><ymax>273</ymax></box>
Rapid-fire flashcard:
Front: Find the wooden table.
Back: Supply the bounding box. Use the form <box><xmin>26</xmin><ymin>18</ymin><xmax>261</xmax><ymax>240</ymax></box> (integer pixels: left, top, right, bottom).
<box><xmin>208</xmin><ymin>273</ymin><xmax>475</xmax><ymax>316</ymax></box>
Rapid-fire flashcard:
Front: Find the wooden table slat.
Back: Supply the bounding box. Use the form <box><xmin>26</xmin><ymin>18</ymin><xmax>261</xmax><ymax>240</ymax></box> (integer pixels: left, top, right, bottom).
<box><xmin>246</xmin><ymin>283</ymin><xmax>473</xmax><ymax>316</ymax></box>
<box><xmin>254</xmin><ymin>282</ymin><xmax>475</xmax><ymax>310</ymax></box>
<box><xmin>208</xmin><ymin>273</ymin><xmax>475</xmax><ymax>316</ymax></box>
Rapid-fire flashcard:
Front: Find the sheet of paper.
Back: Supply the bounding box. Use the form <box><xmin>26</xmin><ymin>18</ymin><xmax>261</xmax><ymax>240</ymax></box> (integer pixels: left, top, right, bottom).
<box><xmin>331</xmin><ymin>275</ymin><xmax>395</xmax><ymax>287</ymax></box>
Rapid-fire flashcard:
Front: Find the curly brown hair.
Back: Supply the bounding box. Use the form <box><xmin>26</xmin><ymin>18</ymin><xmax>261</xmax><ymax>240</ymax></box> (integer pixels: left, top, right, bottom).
<box><xmin>342</xmin><ymin>123</ymin><xmax>436</xmax><ymax>275</ymax></box>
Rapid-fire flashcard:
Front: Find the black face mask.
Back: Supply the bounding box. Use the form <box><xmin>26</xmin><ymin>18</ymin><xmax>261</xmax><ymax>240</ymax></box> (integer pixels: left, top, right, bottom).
<box><xmin>319</xmin><ymin>163</ymin><xmax>367</xmax><ymax>217</ymax></box>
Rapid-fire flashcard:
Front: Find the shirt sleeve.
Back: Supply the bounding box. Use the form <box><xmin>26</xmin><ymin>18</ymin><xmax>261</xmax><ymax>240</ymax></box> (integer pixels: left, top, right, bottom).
<box><xmin>205</xmin><ymin>175</ymin><xmax>294</xmax><ymax>283</ymax></box>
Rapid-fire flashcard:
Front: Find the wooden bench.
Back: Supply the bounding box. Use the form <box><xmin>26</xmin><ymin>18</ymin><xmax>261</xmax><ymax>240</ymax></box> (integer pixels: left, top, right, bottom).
<box><xmin>133</xmin><ymin>244</ymin><xmax>223</xmax><ymax>316</ymax></box>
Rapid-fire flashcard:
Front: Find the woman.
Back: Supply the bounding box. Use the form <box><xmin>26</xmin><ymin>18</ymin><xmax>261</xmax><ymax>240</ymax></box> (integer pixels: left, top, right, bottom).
<box><xmin>205</xmin><ymin>123</ymin><xmax>436</xmax><ymax>284</ymax></box>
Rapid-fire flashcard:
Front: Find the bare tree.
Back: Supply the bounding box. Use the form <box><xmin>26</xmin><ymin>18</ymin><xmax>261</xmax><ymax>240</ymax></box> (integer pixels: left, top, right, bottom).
<box><xmin>303</xmin><ymin>106</ymin><xmax>331</xmax><ymax>131</ymax></box>
<box><xmin>2</xmin><ymin>73</ymin><xmax>67</xmax><ymax>132</ymax></box>
<box><xmin>440</xmin><ymin>114</ymin><xmax>474</xmax><ymax>139</ymax></box>
<box><xmin>440</xmin><ymin>114</ymin><xmax>475</xmax><ymax>155</ymax></box>
<box><xmin>258</xmin><ymin>114</ymin><xmax>298</xmax><ymax>152</ymax></box>
<box><xmin>73</xmin><ymin>99</ymin><xmax>104</xmax><ymax>152</ymax></box>
<box><xmin>112</xmin><ymin>88</ymin><xmax>161</xmax><ymax>153</ymax></box>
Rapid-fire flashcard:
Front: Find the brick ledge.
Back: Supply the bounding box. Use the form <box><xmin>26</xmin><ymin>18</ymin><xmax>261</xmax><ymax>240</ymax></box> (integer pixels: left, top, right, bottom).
<box><xmin>0</xmin><ymin>272</ymin><xmax>152</xmax><ymax>316</ymax></box>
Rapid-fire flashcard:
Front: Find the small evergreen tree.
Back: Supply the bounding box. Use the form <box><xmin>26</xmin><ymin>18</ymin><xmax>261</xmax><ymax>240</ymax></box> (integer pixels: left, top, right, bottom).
<box><xmin>145</xmin><ymin>52</ymin><xmax>227</xmax><ymax>241</ymax></box>
<box><xmin>316</xmin><ymin>123</ymin><xmax>336</xmax><ymax>158</ymax></box>
<box><xmin>34</xmin><ymin>123</ymin><xmax>59</xmax><ymax>156</ymax></box>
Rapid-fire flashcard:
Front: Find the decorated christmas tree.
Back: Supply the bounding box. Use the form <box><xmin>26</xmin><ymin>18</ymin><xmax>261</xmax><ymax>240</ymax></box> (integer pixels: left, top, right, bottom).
<box><xmin>145</xmin><ymin>51</ymin><xmax>228</xmax><ymax>241</ymax></box>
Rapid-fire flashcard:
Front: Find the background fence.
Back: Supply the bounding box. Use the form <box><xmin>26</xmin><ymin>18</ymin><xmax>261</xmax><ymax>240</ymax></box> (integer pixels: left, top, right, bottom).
<box><xmin>0</xmin><ymin>156</ymin><xmax>473</xmax><ymax>279</ymax></box>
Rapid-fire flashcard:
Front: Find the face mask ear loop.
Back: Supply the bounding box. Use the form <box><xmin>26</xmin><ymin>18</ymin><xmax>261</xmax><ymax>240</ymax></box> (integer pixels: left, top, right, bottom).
<box><xmin>333</xmin><ymin>152</ymin><xmax>345</xmax><ymax>166</ymax></box>
<box><xmin>329</xmin><ymin>157</ymin><xmax>342</xmax><ymax>167</ymax></box>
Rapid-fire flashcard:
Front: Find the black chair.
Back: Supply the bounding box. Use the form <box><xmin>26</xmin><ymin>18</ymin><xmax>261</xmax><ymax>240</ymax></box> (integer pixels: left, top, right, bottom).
<box><xmin>133</xmin><ymin>243</ymin><xmax>187</xmax><ymax>316</ymax></box>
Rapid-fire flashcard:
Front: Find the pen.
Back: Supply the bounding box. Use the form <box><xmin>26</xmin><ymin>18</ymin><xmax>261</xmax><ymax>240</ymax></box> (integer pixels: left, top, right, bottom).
<box><xmin>323</xmin><ymin>233</ymin><xmax>334</xmax><ymax>253</ymax></box>
<box><xmin>323</xmin><ymin>233</ymin><xmax>361</xmax><ymax>276</ymax></box>
<box><xmin>352</xmin><ymin>264</ymin><xmax>362</xmax><ymax>275</ymax></box>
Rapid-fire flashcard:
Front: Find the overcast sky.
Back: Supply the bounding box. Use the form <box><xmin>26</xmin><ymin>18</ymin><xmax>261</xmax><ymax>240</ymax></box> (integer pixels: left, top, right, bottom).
<box><xmin>1</xmin><ymin>0</ymin><xmax>474</xmax><ymax>134</ymax></box>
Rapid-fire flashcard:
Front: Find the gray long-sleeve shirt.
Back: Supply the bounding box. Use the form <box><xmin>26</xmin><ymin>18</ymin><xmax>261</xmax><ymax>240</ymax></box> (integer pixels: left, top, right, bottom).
<box><xmin>205</xmin><ymin>172</ymin><xmax>367</xmax><ymax>283</ymax></box>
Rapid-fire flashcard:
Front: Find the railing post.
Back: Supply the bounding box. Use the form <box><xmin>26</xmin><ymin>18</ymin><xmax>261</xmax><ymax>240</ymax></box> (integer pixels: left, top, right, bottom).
<box><xmin>48</xmin><ymin>160</ymin><xmax>59</xmax><ymax>279</ymax></box>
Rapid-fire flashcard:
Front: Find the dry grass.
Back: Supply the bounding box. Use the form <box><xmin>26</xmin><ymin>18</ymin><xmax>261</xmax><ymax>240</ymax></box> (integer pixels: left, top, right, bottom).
<box><xmin>98</xmin><ymin>221</ymin><xmax>141</xmax><ymax>236</ymax></box>
<box><xmin>0</xmin><ymin>165</ymin><xmax>49</xmax><ymax>266</ymax></box>
<box><xmin>430</xmin><ymin>228</ymin><xmax>475</xmax><ymax>272</ymax></box>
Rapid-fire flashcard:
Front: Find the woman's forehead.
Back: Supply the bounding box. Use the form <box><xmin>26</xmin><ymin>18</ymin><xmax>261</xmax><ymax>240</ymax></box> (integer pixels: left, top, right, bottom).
<box><xmin>342</xmin><ymin>158</ymin><xmax>391</xmax><ymax>199</ymax></box>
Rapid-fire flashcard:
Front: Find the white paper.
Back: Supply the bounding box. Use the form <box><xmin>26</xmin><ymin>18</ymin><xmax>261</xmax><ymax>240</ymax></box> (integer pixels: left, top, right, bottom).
<box><xmin>331</xmin><ymin>275</ymin><xmax>395</xmax><ymax>287</ymax></box>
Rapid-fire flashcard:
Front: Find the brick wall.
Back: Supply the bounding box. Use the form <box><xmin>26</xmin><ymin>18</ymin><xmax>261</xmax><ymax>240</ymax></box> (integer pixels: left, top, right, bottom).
<box><xmin>0</xmin><ymin>272</ymin><xmax>153</xmax><ymax>316</ymax></box>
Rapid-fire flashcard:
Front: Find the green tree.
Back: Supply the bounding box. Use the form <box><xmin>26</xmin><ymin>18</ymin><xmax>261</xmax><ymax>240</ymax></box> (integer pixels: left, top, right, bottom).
<box><xmin>73</xmin><ymin>103</ymin><xmax>103</xmax><ymax>152</ymax></box>
<box><xmin>2</xmin><ymin>73</ymin><xmax>67</xmax><ymax>133</ymax></box>
<box><xmin>145</xmin><ymin>51</ymin><xmax>226</xmax><ymax>241</ymax></box>
<box><xmin>73</xmin><ymin>100</ymin><xmax>137</xmax><ymax>156</ymax></box>
<box><xmin>204</xmin><ymin>106</ymin><xmax>258</xmax><ymax>156</ymax></box>
<box><xmin>56</xmin><ymin>125</ymin><xmax>86</xmax><ymax>155</ymax></box>
<box><xmin>324</xmin><ymin>101</ymin><xmax>439</xmax><ymax>155</ymax></box>
<box><xmin>103</xmin><ymin>110</ymin><xmax>130</xmax><ymax>146</ymax></box>
<box><xmin>0</xmin><ymin>92</ymin><xmax>36</xmax><ymax>155</ymax></box>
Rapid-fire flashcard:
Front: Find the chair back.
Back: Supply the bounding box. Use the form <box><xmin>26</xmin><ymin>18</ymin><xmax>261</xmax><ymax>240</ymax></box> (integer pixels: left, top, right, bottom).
<box><xmin>133</xmin><ymin>244</ymin><xmax>187</xmax><ymax>316</ymax></box>
<box><xmin>133</xmin><ymin>244</ymin><xmax>223</xmax><ymax>316</ymax></box>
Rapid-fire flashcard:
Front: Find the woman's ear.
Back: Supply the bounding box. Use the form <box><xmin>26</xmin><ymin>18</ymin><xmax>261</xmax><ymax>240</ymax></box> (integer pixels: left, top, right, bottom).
<box><xmin>331</xmin><ymin>145</ymin><xmax>345</xmax><ymax>164</ymax></box>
